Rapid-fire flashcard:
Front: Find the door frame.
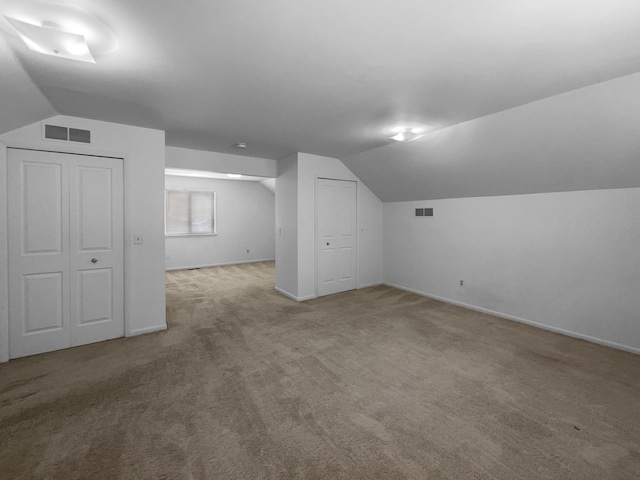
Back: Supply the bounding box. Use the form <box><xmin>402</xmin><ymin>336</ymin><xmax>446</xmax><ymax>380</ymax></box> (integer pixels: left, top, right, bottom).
<box><xmin>314</xmin><ymin>176</ymin><xmax>358</xmax><ymax>298</ymax></box>
<box><xmin>0</xmin><ymin>140</ymin><xmax>129</xmax><ymax>362</ymax></box>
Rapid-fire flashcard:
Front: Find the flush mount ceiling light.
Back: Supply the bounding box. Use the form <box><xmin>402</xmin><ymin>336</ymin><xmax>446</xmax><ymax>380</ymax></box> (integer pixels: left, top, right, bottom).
<box><xmin>234</xmin><ymin>142</ymin><xmax>248</xmax><ymax>149</ymax></box>
<box><xmin>5</xmin><ymin>17</ymin><xmax>95</xmax><ymax>62</ymax></box>
<box><xmin>2</xmin><ymin>2</ymin><xmax>118</xmax><ymax>63</ymax></box>
<box><xmin>385</xmin><ymin>123</ymin><xmax>431</xmax><ymax>143</ymax></box>
<box><xmin>389</xmin><ymin>128</ymin><xmax>424</xmax><ymax>143</ymax></box>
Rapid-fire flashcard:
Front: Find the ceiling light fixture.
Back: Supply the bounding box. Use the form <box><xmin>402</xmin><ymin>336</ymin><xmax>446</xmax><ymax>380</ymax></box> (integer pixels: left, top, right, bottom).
<box><xmin>234</xmin><ymin>142</ymin><xmax>248</xmax><ymax>149</ymax></box>
<box><xmin>389</xmin><ymin>128</ymin><xmax>424</xmax><ymax>143</ymax></box>
<box><xmin>2</xmin><ymin>2</ymin><xmax>118</xmax><ymax>63</ymax></box>
<box><xmin>4</xmin><ymin>17</ymin><xmax>95</xmax><ymax>62</ymax></box>
<box><xmin>227</xmin><ymin>174</ymin><xmax>242</xmax><ymax>179</ymax></box>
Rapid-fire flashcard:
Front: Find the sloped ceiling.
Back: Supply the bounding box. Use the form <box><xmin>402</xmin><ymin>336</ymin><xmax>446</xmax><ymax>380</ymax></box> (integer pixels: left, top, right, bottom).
<box><xmin>1</xmin><ymin>0</ymin><xmax>640</xmax><ymax>200</ymax></box>
<box><xmin>0</xmin><ymin>35</ymin><xmax>55</xmax><ymax>134</ymax></box>
<box><xmin>342</xmin><ymin>73</ymin><xmax>640</xmax><ymax>201</ymax></box>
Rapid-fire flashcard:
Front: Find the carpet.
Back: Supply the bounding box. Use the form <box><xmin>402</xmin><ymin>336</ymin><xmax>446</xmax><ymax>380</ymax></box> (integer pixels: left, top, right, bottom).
<box><xmin>1</xmin><ymin>261</ymin><xmax>639</xmax><ymax>479</ymax></box>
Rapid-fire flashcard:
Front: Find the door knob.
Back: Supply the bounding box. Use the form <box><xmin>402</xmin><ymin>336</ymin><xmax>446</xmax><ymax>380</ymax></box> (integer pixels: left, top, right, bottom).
<box><xmin>91</xmin><ymin>258</ymin><xmax>98</xmax><ymax>263</ymax></box>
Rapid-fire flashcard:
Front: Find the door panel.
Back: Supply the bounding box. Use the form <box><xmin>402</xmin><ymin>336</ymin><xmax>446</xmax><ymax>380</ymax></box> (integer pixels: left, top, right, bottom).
<box><xmin>77</xmin><ymin>269</ymin><xmax>113</xmax><ymax>325</ymax></box>
<box><xmin>339</xmin><ymin>247</ymin><xmax>354</xmax><ymax>281</ymax></box>
<box><xmin>22</xmin><ymin>162</ymin><xmax>64</xmax><ymax>255</ymax></box>
<box><xmin>23</xmin><ymin>272</ymin><xmax>64</xmax><ymax>333</ymax></box>
<box><xmin>9</xmin><ymin>151</ymin><xmax>71</xmax><ymax>358</ymax></box>
<box><xmin>319</xmin><ymin>248</ymin><xmax>337</xmax><ymax>287</ymax></box>
<box><xmin>8</xmin><ymin>148</ymin><xmax>124</xmax><ymax>359</ymax></box>
<box><xmin>70</xmin><ymin>157</ymin><xmax>124</xmax><ymax>347</ymax></box>
<box><xmin>77</xmin><ymin>166</ymin><xmax>113</xmax><ymax>251</ymax></box>
<box><xmin>316</xmin><ymin>178</ymin><xmax>357</xmax><ymax>297</ymax></box>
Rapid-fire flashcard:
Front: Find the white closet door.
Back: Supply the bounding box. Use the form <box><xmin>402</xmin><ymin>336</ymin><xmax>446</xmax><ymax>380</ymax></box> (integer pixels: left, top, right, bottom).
<box><xmin>317</xmin><ymin>178</ymin><xmax>357</xmax><ymax>297</ymax></box>
<box><xmin>8</xmin><ymin>149</ymin><xmax>124</xmax><ymax>359</ymax></box>
<box><xmin>8</xmin><ymin>150</ymin><xmax>71</xmax><ymax>358</ymax></box>
<box><xmin>69</xmin><ymin>157</ymin><xmax>124</xmax><ymax>347</ymax></box>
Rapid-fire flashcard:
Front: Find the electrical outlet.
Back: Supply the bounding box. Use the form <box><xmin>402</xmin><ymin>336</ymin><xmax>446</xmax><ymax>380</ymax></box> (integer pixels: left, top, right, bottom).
<box><xmin>459</xmin><ymin>280</ymin><xmax>464</xmax><ymax>287</ymax></box>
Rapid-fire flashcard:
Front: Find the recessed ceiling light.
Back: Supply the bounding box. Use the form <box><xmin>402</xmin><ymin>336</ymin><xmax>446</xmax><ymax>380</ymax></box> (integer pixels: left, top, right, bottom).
<box><xmin>227</xmin><ymin>174</ymin><xmax>242</xmax><ymax>179</ymax></box>
<box><xmin>234</xmin><ymin>142</ymin><xmax>248</xmax><ymax>149</ymax></box>
<box><xmin>389</xmin><ymin>128</ymin><xmax>424</xmax><ymax>143</ymax></box>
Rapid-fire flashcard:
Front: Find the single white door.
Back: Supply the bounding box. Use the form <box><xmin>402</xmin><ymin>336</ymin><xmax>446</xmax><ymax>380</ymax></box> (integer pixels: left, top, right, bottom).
<box><xmin>8</xmin><ymin>149</ymin><xmax>124</xmax><ymax>359</ymax></box>
<box><xmin>316</xmin><ymin>178</ymin><xmax>357</xmax><ymax>297</ymax></box>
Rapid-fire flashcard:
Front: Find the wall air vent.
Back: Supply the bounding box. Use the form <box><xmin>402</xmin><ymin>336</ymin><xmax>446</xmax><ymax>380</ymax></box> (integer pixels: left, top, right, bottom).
<box><xmin>44</xmin><ymin>124</ymin><xmax>91</xmax><ymax>144</ymax></box>
<box><xmin>44</xmin><ymin>124</ymin><xmax>68</xmax><ymax>141</ymax></box>
<box><xmin>415</xmin><ymin>208</ymin><xmax>434</xmax><ymax>217</ymax></box>
<box><xmin>69</xmin><ymin>128</ymin><xmax>91</xmax><ymax>143</ymax></box>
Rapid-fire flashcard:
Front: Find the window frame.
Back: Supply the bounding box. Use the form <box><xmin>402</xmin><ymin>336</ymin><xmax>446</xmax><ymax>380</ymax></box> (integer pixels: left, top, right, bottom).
<box><xmin>165</xmin><ymin>188</ymin><xmax>217</xmax><ymax>237</ymax></box>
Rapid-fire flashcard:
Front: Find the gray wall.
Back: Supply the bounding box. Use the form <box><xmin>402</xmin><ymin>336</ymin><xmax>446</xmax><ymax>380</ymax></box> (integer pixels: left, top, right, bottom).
<box><xmin>275</xmin><ymin>153</ymin><xmax>384</xmax><ymax>301</ymax></box>
<box><xmin>383</xmin><ymin>187</ymin><xmax>640</xmax><ymax>353</ymax></box>
<box><xmin>0</xmin><ymin>115</ymin><xmax>167</xmax><ymax>363</ymax></box>
<box><xmin>165</xmin><ymin>175</ymin><xmax>275</xmax><ymax>270</ymax></box>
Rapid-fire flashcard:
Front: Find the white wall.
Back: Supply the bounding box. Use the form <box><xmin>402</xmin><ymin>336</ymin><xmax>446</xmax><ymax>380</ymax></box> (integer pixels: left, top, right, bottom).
<box><xmin>0</xmin><ymin>115</ymin><xmax>166</xmax><ymax>362</ymax></box>
<box><xmin>275</xmin><ymin>154</ymin><xmax>299</xmax><ymax>298</ymax></box>
<box><xmin>276</xmin><ymin>152</ymin><xmax>383</xmax><ymax>301</ymax></box>
<box><xmin>0</xmin><ymin>144</ymin><xmax>7</xmax><ymax>362</ymax></box>
<box><xmin>297</xmin><ymin>153</ymin><xmax>383</xmax><ymax>299</ymax></box>
<box><xmin>166</xmin><ymin>146</ymin><xmax>277</xmax><ymax>177</ymax></box>
<box><xmin>383</xmin><ymin>187</ymin><xmax>640</xmax><ymax>353</ymax></box>
<box><xmin>165</xmin><ymin>175</ymin><xmax>275</xmax><ymax>269</ymax></box>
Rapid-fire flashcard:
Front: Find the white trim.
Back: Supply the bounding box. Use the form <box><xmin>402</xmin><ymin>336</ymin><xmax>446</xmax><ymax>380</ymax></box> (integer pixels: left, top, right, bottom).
<box><xmin>0</xmin><ymin>143</ymin><xmax>8</xmax><ymax>362</ymax></box>
<box><xmin>275</xmin><ymin>287</ymin><xmax>316</xmax><ymax>302</ymax></box>
<box><xmin>128</xmin><ymin>324</ymin><xmax>167</xmax><ymax>337</ymax></box>
<box><xmin>165</xmin><ymin>258</ymin><xmax>275</xmax><ymax>271</ymax></box>
<box><xmin>384</xmin><ymin>282</ymin><xmax>640</xmax><ymax>356</ymax></box>
<box><xmin>358</xmin><ymin>282</ymin><xmax>383</xmax><ymax>289</ymax></box>
<box><xmin>122</xmin><ymin>152</ymin><xmax>132</xmax><ymax>337</ymax></box>
<box><xmin>2</xmin><ymin>139</ymin><xmax>126</xmax><ymax>159</ymax></box>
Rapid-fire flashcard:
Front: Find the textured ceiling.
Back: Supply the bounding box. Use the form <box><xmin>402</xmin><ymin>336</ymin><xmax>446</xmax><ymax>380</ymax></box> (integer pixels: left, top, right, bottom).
<box><xmin>1</xmin><ymin>0</ymin><xmax>640</xmax><ymax>200</ymax></box>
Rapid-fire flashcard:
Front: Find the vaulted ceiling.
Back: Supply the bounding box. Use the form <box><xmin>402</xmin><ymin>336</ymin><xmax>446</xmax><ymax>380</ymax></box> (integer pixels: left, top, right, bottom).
<box><xmin>2</xmin><ymin>0</ymin><xmax>640</xmax><ymax>200</ymax></box>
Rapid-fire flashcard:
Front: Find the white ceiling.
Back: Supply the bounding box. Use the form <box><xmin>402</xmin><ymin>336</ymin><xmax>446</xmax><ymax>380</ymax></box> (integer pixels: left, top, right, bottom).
<box><xmin>1</xmin><ymin>0</ymin><xmax>640</xmax><ymax>199</ymax></box>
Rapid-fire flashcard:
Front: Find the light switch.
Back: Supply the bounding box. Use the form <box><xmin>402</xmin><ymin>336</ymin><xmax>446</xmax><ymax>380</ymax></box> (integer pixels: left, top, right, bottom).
<box><xmin>134</xmin><ymin>234</ymin><xmax>143</xmax><ymax>245</ymax></box>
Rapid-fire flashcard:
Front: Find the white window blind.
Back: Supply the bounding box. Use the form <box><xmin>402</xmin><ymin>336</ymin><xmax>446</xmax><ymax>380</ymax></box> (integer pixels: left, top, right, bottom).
<box><xmin>165</xmin><ymin>189</ymin><xmax>216</xmax><ymax>235</ymax></box>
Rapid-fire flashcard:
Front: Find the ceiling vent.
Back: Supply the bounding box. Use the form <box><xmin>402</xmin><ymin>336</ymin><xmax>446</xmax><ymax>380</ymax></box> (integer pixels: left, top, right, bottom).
<box><xmin>44</xmin><ymin>124</ymin><xmax>91</xmax><ymax>144</ymax></box>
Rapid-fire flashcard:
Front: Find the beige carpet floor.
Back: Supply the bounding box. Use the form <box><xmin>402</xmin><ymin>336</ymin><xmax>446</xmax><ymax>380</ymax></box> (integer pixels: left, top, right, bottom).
<box><xmin>1</xmin><ymin>261</ymin><xmax>639</xmax><ymax>479</ymax></box>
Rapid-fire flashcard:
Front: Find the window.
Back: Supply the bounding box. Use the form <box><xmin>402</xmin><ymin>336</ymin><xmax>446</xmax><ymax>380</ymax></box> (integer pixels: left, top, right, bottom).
<box><xmin>165</xmin><ymin>189</ymin><xmax>216</xmax><ymax>235</ymax></box>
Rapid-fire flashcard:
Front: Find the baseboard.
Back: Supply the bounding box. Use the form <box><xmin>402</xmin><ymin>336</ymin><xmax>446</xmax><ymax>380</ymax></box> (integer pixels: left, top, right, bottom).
<box><xmin>358</xmin><ymin>281</ymin><xmax>383</xmax><ymax>289</ymax></box>
<box><xmin>166</xmin><ymin>258</ymin><xmax>275</xmax><ymax>271</ymax></box>
<box><xmin>275</xmin><ymin>287</ymin><xmax>316</xmax><ymax>302</ymax></box>
<box><xmin>298</xmin><ymin>294</ymin><xmax>317</xmax><ymax>301</ymax></box>
<box><xmin>128</xmin><ymin>324</ymin><xmax>167</xmax><ymax>337</ymax></box>
<box><xmin>383</xmin><ymin>282</ymin><xmax>640</xmax><ymax>356</ymax></box>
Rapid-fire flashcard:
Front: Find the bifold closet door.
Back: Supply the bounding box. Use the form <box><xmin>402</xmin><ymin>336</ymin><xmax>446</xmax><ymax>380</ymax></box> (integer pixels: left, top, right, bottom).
<box><xmin>8</xmin><ymin>149</ymin><xmax>124</xmax><ymax>359</ymax></box>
